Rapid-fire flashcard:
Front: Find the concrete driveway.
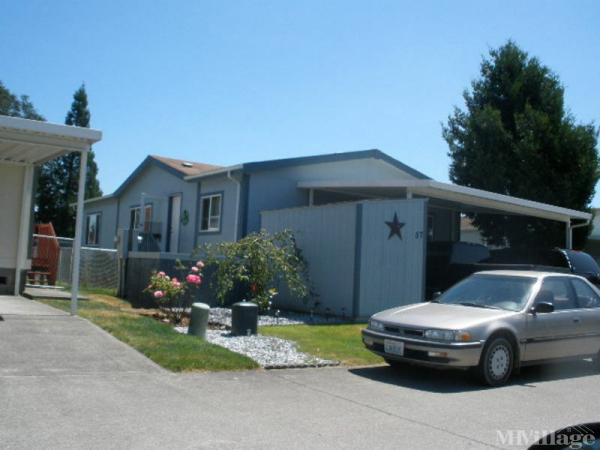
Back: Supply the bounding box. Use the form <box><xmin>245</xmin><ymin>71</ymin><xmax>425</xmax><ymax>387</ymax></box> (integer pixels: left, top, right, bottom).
<box><xmin>1</xmin><ymin>295</ymin><xmax>599</xmax><ymax>449</ymax></box>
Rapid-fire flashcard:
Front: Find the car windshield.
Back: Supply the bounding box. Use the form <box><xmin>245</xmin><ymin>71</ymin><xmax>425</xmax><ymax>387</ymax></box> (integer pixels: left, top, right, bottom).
<box><xmin>436</xmin><ymin>274</ymin><xmax>536</xmax><ymax>312</ymax></box>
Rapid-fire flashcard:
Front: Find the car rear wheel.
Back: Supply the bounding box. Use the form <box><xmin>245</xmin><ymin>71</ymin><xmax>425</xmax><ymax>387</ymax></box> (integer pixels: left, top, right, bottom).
<box><xmin>477</xmin><ymin>337</ymin><xmax>514</xmax><ymax>387</ymax></box>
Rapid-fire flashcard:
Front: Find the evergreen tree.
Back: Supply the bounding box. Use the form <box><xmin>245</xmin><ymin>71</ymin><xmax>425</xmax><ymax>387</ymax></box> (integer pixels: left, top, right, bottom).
<box><xmin>443</xmin><ymin>41</ymin><xmax>599</xmax><ymax>250</ymax></box>
<box><xmin>36</xmin><ymin>84</ymin><xmax>103</xmax><ymax>236</ymax></box>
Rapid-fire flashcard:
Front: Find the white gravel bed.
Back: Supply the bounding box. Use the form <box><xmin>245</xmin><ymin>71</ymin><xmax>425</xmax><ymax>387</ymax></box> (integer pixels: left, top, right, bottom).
<box><xmin>175</xmin><ymin>327</ymin><xmax>339</xmax><ymax>369</ymax></box>
<box><xmin>209</xmin><ymin>307</ymin><xmax>348</xmax><ymax>328</ymax></box>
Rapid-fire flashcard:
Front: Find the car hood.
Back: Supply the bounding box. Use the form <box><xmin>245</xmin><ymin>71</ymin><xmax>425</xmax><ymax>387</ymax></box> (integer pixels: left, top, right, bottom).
<box><xmin>373</xmin><ymin>302</ymin><xmax>516</xmax><ymax>330</ymax></box>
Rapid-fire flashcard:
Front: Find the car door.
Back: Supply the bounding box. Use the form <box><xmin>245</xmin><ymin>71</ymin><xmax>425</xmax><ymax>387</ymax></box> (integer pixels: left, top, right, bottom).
<box><xmin>524</xmin><ymin>277</ymin><xmax>583</xmax><ymax>361</ymax></box>
<box><xmin>569</xmin><ymin>278</ymin><xmax>600</xmax><ymax>356</ymax></box>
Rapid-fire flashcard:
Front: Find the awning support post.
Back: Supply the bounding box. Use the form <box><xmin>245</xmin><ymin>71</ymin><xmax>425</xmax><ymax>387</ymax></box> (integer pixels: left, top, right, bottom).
<box><xmin>565</xmin><ymin>222</ymin><xmax>573</xmax><ymax>250</ymax></box>
<box><xmin>70</xmin><ymin>148</ymin><xmax>88</xmax><ymax>315</ymax></box>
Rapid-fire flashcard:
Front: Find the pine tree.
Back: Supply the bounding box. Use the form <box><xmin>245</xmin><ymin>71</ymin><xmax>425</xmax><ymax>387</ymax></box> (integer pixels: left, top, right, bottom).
<box><xmin>36</xmin><ymin>85</ymin><xmax>103</xmax><ymax>236</ymax></box>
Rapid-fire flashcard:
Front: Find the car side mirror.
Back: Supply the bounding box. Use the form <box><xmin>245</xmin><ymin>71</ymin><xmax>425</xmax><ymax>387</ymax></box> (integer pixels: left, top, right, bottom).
<box><xmin>531</xmin><ymin>301</ymin><xmax>554</xmax><ymax>314</ymax></box>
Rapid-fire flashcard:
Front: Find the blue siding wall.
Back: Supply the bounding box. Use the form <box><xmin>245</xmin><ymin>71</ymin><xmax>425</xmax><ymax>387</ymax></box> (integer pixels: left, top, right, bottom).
<box><xmin>115</xmin><ymin>164</ymin><xmax>198</xmax><ymax>253</ymax></box>
<box><xmin>260</xmin><ymin>198</ymin><xmax>427</xmax><ymax>318</ymax></box>
<box><xmin>358</xmin><ymin>199</ymin><xmax>427</xmax><ymax>317</ymax></box>
<box><xmin>261</xmin><ymin>203</ymin><xmax>358</xmax><ymax>315</ymax></box>
<box><xmin>195</xmin><ymin>174</ymin><xmax>240</xmax><ymax>246</ymax></box>
<box><xmin>246</xmin><ymin>158</ymin><xmax>418</xmax><ymax>234</ymax></box>
<box><xmin>82</xmin><ymin>197</ymin><xmax>118</xmax><ymax>248</ymax></box>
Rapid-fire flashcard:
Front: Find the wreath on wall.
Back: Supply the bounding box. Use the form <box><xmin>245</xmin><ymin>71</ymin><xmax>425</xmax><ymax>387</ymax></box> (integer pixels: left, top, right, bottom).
<box><xmin>181</xmin><ymin>209</ymin><xmax>189</xmax><ymax>226</ymax></box>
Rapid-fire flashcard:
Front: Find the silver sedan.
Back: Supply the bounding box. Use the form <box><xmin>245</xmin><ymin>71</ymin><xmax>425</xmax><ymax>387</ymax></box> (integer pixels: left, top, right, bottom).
<box><xmin>362</xmin><ymin>270</ymin><xmax>600</xmax><ymax>386</ymax></box>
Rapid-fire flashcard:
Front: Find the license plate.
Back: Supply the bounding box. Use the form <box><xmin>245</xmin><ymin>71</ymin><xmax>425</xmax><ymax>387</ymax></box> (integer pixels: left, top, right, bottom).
<box><xmin>384</xmin><ymin>339</ymin><xmax>404</xmax><ymax>356</ymax></box>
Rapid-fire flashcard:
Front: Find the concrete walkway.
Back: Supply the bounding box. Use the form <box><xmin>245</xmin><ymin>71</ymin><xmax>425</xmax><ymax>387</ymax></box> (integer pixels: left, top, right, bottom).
<box><xmin>0</xmin><ymin>294</ymin><xmax>68</xmax><ymax>316</ymax></box>
<box><xmin>1</xmin><ymin>295</ymin><xmax>600</xmax><ymax>449</ymax></box>
<box><xmin>0</xmin><ymin>295</ymin><xmax>161</xmax><ymax>377</ymax></box>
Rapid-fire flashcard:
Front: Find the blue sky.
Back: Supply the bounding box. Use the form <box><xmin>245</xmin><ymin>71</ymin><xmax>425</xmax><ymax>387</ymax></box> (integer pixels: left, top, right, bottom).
<box><xmin>2</xmin><ymin>1</ymin><xmax>599</xmax><ymax>201</ymax></box>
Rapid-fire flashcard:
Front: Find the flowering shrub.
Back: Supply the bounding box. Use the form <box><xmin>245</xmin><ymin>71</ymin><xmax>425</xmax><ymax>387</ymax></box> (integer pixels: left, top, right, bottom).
<box><xmin>197</xmin><ymin>230</ymin><xmax>309</xmax><ymax>312</ymax></box>
<box><xmin>144</xmin><ymin>261</ymin><xmax>204</xmax><ymax>324</ymax></box>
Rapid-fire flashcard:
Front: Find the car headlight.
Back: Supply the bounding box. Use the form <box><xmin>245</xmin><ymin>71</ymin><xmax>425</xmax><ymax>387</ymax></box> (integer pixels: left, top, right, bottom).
<box><xmin>369</xmin><ymin>319</ymin><xmax>385</xmax><ymax>332</ymax></box>
<box><xmin>424</xmin><ymin>329</ymin><xmax>472</xmax><ymax>342</ymax></box>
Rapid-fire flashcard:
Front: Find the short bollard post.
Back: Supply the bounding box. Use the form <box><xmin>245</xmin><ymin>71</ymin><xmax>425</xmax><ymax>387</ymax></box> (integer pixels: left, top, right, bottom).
<box><xmin>231</xmin><ymin>301</ymin><xmax>258</xmax><ymax>336</ymax></box>
<box><xmin>188</xmin><ymin>303</ymin><xmax>209</xmax><ymax>339</ymax></box>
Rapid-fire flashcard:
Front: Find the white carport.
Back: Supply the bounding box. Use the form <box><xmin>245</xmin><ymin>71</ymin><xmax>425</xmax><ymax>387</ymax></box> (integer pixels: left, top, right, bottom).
<box><xmin>299</xmin><ymin>179</ymin><xmax>592</xmax><ymax>248</ymax></box>
<box><xmin>0</xmin><ymin>116</ymin><xmax>102</xmax><ymax>314</ymax></box>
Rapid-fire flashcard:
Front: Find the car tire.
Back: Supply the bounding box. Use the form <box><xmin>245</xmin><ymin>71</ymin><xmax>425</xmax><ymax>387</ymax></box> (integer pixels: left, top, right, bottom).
<box><xmin>477</xmin><ymin>337</ymin><xmax>514</xmax><ymax>387</ymax></box>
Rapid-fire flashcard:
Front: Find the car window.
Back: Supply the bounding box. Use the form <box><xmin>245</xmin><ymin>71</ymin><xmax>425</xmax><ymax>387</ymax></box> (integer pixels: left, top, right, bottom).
<box><xmin>570</xmin><ymin>279</ymin><xmax>600</xmax><ymax>309</ymax></box>
<box><xmin>539</xmin><ymin>278</ymin><xmax>577</xmax><ymax>310</ymax></box>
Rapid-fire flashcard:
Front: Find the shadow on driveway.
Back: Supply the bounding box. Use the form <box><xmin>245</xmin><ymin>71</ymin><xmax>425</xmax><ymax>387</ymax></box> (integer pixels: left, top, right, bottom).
<box><xmin>349</xmin><ymin>359</ymin><xmax>599</xmax><ymax>393</ymax></box>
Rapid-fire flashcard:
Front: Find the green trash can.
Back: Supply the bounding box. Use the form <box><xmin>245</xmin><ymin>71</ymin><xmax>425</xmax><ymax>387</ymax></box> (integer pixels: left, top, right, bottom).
<box><xmin>231</xmin><ymin>301</ymin><xmax>258</xmax><ymax>336</ymax></box>
<box><xmin>188</xmin><ymin>302</ymin><xmax>209</xmax><ymax>339</ymax></box>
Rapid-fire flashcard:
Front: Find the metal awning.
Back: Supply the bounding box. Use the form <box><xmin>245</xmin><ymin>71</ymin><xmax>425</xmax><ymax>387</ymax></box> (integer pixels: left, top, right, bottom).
<box><xmin>0</xmin><ymin>115</ymin><xmax>102</xmax><ymax>313</ymax></box>
<box><xmin>298</xmin><ymin>179</ymin><xmax>591</xmax><ymax>223</ymax></box>
<box><xmin>0</xmin><ymin>116</ymin><xmax>101</xmax><ymax>165</ymax></box>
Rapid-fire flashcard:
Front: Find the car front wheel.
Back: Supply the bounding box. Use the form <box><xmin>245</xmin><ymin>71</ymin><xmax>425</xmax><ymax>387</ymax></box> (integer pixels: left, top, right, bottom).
<box><xmin>477</xmin><ymin>337</ymin><xmax>514</xmax><ymax>387</ymax></box>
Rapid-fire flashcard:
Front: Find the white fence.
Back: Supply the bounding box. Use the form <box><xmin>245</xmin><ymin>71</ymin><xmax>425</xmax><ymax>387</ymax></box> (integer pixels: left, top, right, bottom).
<box><xmin>34</xmin><ymin>234</ymin><xmax>119</xmax><ymax>291</ymax></box>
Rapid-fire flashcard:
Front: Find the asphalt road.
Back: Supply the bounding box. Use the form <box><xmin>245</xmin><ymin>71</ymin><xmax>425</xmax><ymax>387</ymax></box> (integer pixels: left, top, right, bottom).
<box><xmin>1</xmin><ymin>296</ymin><xmax>599</xmax><ymax>449</ymax></box>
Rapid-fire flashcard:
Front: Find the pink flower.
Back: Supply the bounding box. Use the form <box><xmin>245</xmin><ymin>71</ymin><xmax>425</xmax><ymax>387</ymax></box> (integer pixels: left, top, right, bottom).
<box><xmin>191</xmin><ymin>266</ymin><xmax>199</xmax><ymax>273</ymax></box>
<box><xmin>153</xmin><ymin>290</ymin><xmax>164</xmax><ymax>298</ymax></box>
<box><xmin>158</xmin><ymin>271</ymin><xmax>166</xmax><ymax>277</ymax></box>
<box><xmin>172</xmin><ymin>277</ymin><xmax>178</xmax><ymax>283</ymax></box>
<box><xmin>196</xmin><ymin>260</ymin><xmax>205</xmax><ymax>268</ymax></box>
<box><xmin>186</xmin><ymin>274</ymin><xmax>202</xmax><ymax>285</ymax></box>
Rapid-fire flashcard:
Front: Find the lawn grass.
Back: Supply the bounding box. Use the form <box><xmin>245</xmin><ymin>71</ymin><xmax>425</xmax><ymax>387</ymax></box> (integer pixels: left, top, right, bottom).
<box><xmin>260</xmin><ymin>323</ymin><xmax>384</xmax><ymax>366</ymax></box>
<box><xmin>41</xmin><ymin>295</ymin><xmax>259</xmax><ymax>372</ymax></box>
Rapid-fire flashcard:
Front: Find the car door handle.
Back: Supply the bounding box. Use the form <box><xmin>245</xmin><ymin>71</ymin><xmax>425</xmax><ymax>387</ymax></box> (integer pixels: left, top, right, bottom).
<box><xmin>573</xmin><ymin>318</ymin><xmax>581</xmax><ymax>324</ymax></box>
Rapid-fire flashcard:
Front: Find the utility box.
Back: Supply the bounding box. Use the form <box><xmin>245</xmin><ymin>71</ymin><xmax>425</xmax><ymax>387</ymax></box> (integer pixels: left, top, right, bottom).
<box><xmin>188</xmin><ymin>302</ymin><xmax>209</xmax><ymax>339</ymax></box>
<box><xmin>231</xmin><ymin>301</ymin><xmax>258</xmax><ymax>336</ymax></box>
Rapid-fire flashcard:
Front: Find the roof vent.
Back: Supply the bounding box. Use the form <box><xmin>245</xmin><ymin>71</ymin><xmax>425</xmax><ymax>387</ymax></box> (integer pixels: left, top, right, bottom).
<box><xmin>182</xmin><ymin>162</ymin><xmax>193</xmax><ymax>168</ymax></box>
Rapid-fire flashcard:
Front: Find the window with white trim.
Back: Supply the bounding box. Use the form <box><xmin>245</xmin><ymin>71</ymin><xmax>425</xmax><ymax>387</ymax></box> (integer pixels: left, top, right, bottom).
<box><xmin>200</xmin><ymin>194</ymin><xmax>222</xmax><ymax>232</ymax></box>
<box><xmin>130</xmin><ymin>205</ymin><xmax>153</xmax><ymax>232</ymax></box>
<box><xmin>86</xmin><ymin>213</ymin><xmax>100</xmax><ymax>245</ymax></box>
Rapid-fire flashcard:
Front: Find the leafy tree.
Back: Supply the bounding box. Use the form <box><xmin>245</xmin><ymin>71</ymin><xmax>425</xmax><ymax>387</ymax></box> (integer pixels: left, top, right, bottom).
<box><xmin>0</xmin><ymin>81</ymin><xmax>44</xmax><ymax>120</ymax></box>
<box><xmin>36</xmin><ymin>84</ymin><xmax>103</xmax><ymax>236</ymax></box>
<box><xmin>443</xmin><ymin>41</ymin><xmax>599</xmax><ymax>250</ymax></box>
<box><xmin>197</xmin><ymin>230</ymin><xmax>309</xmax><ymax>312</ymax></box>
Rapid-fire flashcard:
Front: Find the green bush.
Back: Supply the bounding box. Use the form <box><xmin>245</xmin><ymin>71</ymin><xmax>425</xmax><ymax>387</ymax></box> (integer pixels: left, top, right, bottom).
<box><xmin>197</xmin><ymin>230</ymin><xmax>309</xmax><ymax>312</ymax></box>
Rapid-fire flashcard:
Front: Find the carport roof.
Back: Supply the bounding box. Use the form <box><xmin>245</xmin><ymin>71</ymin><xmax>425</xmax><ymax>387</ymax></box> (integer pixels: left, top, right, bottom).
<box><xmin>298</xmin><ymin>179</ymin><xmax>591</xmax><ymax>223</ymax></box>
<box><xmin>0</xmin><ymin>115</ymin><xmax>102</xmax><ymax>165</ymax></box>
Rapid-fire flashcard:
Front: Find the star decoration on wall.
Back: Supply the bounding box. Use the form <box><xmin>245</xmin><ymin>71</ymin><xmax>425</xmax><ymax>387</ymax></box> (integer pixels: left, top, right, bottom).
<box><xmin>385</xmin><ymin>213</ymin><xmax>405</xmax><ymax>240</ymax></box>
